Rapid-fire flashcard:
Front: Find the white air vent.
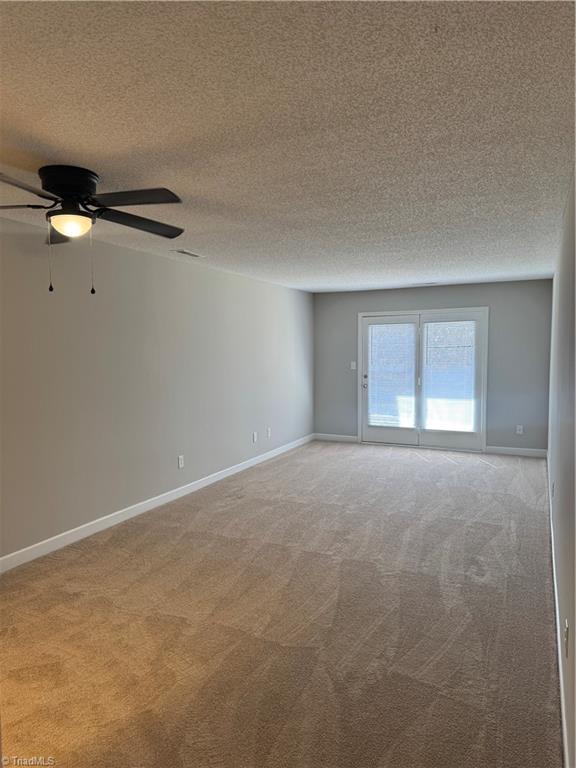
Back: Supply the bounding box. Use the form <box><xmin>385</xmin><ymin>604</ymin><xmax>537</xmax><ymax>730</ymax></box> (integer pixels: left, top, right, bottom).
<box><xmin>170</xmin><ymin>249</ymin><xmax>205</xmax><ymax>258</ymax></box>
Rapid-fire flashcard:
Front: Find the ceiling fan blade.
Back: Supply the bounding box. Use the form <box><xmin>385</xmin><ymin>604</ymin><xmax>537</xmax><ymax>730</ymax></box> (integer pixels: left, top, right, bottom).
<box><xmin>90</xmin><ymin>188</ymin><xmax>181</xmax><ymax>207</ymax></box>
<box><xmin>45</xmin><ymin>227</ymin><xmax>70</xmax><ymax>245</ymax></box>
<box><xmin>0</xmin><ymin>203</ymin><xmax>53</xmax><ymax>209</ymax></box>
<box><xmin>0</xmin><ymin>172</ymin><xmax>60</xmax><ymax>202</ymax></box>
<box><xmin>96</xmin><ymin>207</ymin><xmax>184</xmax><ymax>239</ymax></box>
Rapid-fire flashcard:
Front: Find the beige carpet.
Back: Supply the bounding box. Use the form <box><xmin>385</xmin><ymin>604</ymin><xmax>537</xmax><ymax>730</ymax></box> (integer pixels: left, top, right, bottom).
<box><xmin>0</xmin><ymin>442</ymin><xmax>562</xmax><ymax>767</ymax></box>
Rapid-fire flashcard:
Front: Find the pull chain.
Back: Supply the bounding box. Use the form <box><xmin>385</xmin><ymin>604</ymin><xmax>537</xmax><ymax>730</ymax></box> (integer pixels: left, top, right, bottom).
<box><xmin>89</xmin><ymin>226</ymin><xmax>96</xmax><ymax>294</ymax></box>
<box><xmin>47</xmin><ymin>223</ymin><xmax>54</xmax><ymax>292</ymax></box>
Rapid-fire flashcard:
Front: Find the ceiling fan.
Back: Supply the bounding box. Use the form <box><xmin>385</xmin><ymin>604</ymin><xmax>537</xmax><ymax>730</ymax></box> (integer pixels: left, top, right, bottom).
<box><xmin>0</xmin><ymin>165</ymin><xmax>184</xmax><ymax>244</ymax></box>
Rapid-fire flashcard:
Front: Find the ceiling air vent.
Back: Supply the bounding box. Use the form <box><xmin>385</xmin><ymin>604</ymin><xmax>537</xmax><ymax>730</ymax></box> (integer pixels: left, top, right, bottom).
<box><xmin>170</xmin><ymin>248</ymin><xmax>205</xmax><ymax>259</ymax></box>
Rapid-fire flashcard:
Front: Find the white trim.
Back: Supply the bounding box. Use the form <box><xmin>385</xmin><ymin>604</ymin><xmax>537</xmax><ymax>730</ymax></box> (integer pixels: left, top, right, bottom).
<box><xmin>357</xmin><ymin>315</ymin><xmax>364</xmax><ymax>442</ymax></box>
<box><xmin>485</xmin><ymin>446</ymin><xmax>547</xmax><ymax>458</ymax></box>
<box><xmin>547</xmin><ymin>459</ymin><xmax>571</xmax><ymax>768</ymax></box>
<box><xmin>314</xmin><ymin>433</ymin><xmax>359</xmax><ymax>442</ymax></box>
<box><xmin>0</xmin><ymin>434</ymin><xmax>315</xmax><ymax>574</ymax></box>
<box><xmin>357</xmin><ymin>306</ymin><xmax>488</xmax><ymax>320</ymax></box>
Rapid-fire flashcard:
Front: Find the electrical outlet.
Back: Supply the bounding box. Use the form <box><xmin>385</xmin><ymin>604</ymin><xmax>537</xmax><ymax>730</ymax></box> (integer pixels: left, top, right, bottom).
<box><xmin>515</xmin><ymin>425</ymin><xmax>524</xmax><ymax>435</ymax></box>
<box><xmin>350</xmin><ymin>361</ymin><xmax>357</xmax><ymax>370</ymax></box>
<box><xmin>177</xmin><ymin>455</ymin><xmax>184</xmax><ymax>469</ymax></box>
<box><xmin>266</xmin><ymin>426</ymin><xmax>272</xmax><ymax>439</ymax></box>
<box><xmin>252</xmin><ymin>431</ymin><xmax>258</xmax><ymax>443</ymax></box>
<box><xmin>564</xmin><ymin>619</ymin><xmax>570</xmax><ymax>658</ymax></box>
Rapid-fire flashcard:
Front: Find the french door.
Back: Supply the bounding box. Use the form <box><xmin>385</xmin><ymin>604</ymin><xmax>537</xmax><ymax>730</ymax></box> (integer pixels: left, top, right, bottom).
<box><xmin>359</xmin><ymin>308</ymin><xmax>488</xmax><ymax>451</ymax></box>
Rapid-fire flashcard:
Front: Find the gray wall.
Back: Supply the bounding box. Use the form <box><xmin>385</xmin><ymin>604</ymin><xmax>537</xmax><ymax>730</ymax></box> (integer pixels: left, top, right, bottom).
<box><xmin>0</xmin><ymin>220</ymin><xmax>314</xmax><ymax>556</ymax></box>
<box><xmin>314</xmin><ymin>280</ymin><xmax>552</xmax><ymax>449</ymax></box>
<box><xmin>548</xmin><ymin>180</ymin><xmax>575</xmax><ymax>767</ymax></box>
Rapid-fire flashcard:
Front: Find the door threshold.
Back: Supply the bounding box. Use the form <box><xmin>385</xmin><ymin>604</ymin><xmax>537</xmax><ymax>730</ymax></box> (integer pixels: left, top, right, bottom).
<box><xmin>359</xmin><ymin>440</ymin><xmax>484</xmax><ymax>454</ymax></box>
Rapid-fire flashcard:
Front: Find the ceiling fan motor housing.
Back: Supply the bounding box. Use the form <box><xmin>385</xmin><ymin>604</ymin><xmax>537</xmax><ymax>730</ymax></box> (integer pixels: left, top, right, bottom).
<box><xmin>39</xmin><ymin>165</ymin><xmax>100</xmax><ymax>202</ymax></box>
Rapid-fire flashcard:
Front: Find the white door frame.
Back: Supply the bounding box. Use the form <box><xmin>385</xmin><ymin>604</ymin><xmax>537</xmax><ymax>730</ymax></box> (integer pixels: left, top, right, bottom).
<box><xmin>357</xmin><ymin>307</ymin><xmax>489</xmax><ymax>452</ymax></box>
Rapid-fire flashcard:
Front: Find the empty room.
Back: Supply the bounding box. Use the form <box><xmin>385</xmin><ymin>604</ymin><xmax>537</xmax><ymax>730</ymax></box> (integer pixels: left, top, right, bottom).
<box><xmin>0</xmin><ymin>2</ymin><xmax>574</xmax><ymax>767</ymax></box>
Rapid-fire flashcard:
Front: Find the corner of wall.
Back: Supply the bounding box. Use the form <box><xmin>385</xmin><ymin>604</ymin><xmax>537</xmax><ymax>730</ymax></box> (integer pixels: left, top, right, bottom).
<box><xmin>547</xmin><ymin>176</ymin><xmax>575</xmax><ymax>768</ymax></box>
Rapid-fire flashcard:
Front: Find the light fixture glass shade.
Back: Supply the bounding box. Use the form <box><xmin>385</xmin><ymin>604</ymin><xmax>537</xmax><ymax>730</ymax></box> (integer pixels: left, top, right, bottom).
<box><xmin>50</xmin><ymin>213</ymin><xmax>93</xmax><ymax>238</ymax></box>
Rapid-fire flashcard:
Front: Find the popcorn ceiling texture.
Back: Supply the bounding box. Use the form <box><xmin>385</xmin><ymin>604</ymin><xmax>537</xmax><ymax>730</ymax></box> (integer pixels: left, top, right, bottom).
<box><xmin>0</xmin><ymin>1</ymin><xmax>573</xmax><ymax>291</ymax></box>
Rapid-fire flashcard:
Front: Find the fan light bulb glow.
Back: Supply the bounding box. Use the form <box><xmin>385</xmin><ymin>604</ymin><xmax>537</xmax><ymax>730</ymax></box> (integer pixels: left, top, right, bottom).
<box><xmin>50</xmin><ymin>213</ymin><xmax>93</xmax><ymax>238</ymax></box>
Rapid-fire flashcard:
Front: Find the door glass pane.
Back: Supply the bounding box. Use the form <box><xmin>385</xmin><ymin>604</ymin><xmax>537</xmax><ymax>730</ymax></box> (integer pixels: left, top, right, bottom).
<box><xmin>422</xmin><ymin>320</ymin><xmax>476</xmax><ymax>432</ymax></box>
<box><xmin>368</xmin><ymin>323</ymin><xmax>416</xmax><ymax>427</ymax></box>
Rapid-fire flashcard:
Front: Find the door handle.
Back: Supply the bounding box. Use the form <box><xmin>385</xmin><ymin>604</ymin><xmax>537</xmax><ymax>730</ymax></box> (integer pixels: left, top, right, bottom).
<box><xmin>362</xmin><ymin>383</ymin><xmax>368</xmax><ymax>389</ymax></box>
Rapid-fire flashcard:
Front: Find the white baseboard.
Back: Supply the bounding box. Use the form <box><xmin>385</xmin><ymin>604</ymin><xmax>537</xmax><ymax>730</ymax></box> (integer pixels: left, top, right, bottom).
<box><xmin>314</xmin><ymin>433</ymin><xmax>358</xmax><ymax>442</ymax></box>
<box><xmin>547</xmin><ymin>460</ymin><xmax>571</xmax><ymax>768</ymax></box>
<box><xmin>485</xmin><ymin>445</ymin><xmax>547</xmax><ymax>458</ymax></box>
<box><xmin>0</xmin><ymin>434</ymin><xmax>315</xmax><ymax>574</ymax></box>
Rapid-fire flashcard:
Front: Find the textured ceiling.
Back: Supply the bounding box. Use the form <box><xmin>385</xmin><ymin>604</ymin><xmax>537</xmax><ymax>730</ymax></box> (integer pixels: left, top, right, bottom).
<box><xmin>0</xmin><ymin>1</ymin><xmax>574</xmax><ymax>292</ymax></box>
